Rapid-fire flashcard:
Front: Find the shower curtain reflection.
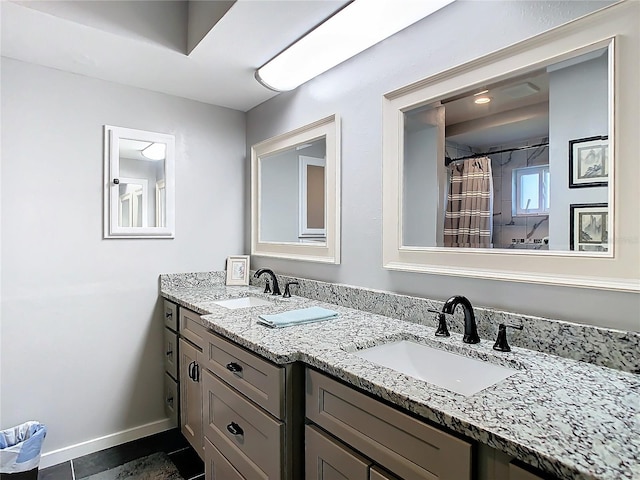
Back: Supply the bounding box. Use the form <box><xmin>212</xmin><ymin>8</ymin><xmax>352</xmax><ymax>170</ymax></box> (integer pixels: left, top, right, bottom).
<box><xmin>444</xmin><ymin>157</ymin><xmax>493</xmax><ymax>247</ymax></box>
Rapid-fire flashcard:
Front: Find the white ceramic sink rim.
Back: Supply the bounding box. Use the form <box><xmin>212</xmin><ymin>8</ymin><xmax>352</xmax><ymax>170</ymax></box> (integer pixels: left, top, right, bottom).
<box><xmin>212</xmin><ymin>296</ymin><xmax>273</xmax><ymax>309</ymax></box>
<box><xmin>353</xmin><ymin>340</ymin><xmax>518</xmax><ymax>397</ymax></box>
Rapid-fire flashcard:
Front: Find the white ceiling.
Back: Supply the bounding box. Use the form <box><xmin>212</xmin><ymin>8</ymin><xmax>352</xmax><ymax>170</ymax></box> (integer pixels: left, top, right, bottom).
<box><xmin>1</xmin><ymin>0</ymin><xmax>349</xmax><ymax>112</ymax></box>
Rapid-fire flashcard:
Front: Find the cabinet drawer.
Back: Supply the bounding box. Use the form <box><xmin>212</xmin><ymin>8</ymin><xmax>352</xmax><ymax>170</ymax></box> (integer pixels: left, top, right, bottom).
<box><xmin>203</xmin><ymin>369</ymin><xmax>283</xmax><ymax>480</ymax></box>
<box><xmin>202</xmin><ymin>331</ymin><xmax>284</xmax><ymax>418</ymax></box>
<box><xmin>180</xmin><ymin>307</ymin><xmax>207</xmax><ymax>348</ymax></box>
<box><xmin>164</xmin><ymin>373</ymin><xmax>178</xmax><ymax>427</ymax></box>
<box><xmin>306</xmin><ymin>369</ymin><xmax>472</xmax><ymax>480</ymax></box>
<box><xmin>205</xmin><ymin>437</ymin><xmax>245</xmax><ymax>480</ymax></box>
<box><xmin>164</xmin><ymin>328</ymin><xmax>178</xmax><ymax>380</ymax></box>
<box><xmin>164</xmin><ymin>300</ymin><xmax>178</xmax><ymax>331</ymax></box>
<box><xmin>305</xmin><ymin>424</ymin><xmax>371</xmax><ymax>480</ymax></box>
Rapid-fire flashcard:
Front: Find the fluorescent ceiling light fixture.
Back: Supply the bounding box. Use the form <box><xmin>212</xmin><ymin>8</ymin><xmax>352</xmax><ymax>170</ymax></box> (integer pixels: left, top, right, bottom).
<box><xmin>256</xmin><ymin>0</ymin><xmax>455</xmax><ymax>92</ymax></box>
<box><xmin>141</xmin><ymin>142</ymin><xmax>166</xmax><ymax>160</ymax></box>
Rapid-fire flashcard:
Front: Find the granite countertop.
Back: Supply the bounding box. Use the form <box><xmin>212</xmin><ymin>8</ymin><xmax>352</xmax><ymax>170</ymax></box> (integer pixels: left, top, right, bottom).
<box><xmin>161</xmin><ymin>284</ymin><xmax>640</xmax><ymax>480</ymax></box>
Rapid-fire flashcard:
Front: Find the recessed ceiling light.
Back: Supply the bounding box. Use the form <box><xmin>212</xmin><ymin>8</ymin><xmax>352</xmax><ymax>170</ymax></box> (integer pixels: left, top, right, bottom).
<box><xmin>256</xmin><ymin>0</ymin><xmax>456</xmax><ymax>92</ymax></box>
<box><xmin>474</xmin><ymin>96</ymin><xmax>491</xmax><ymax>105</ymax></box>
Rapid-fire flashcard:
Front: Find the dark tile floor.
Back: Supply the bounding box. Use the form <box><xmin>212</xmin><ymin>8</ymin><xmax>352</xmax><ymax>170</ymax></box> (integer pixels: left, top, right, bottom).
<box><xmin>38</xmin><ymin>429</ymin><xmax>203</xmax><ymax>480</ymax></box>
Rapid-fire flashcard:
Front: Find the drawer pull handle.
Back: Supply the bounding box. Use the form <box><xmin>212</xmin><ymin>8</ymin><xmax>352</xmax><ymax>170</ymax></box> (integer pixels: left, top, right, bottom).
<box><xmin>166</xmin><ymin>349</ymin><xmax>173</xmax><ymax>356</ymax></box>
<box><xmin>226</xmin><ymin>362</ymin><xmax>243</xmax><ymax>373</ymax></box>
<box><xmin>188</xmin><ymin>361</ymin><xmax>200</xmax><ymax>382</ymax></box>
<box><xmin>166</xmin><ymin>396</ymin><xmax>173</xmax><ymax>406</ymax></box>
<box><xmin>226</xmin><ymin>422</ymin><xmax>244</xmax><ymax>437</ymax></box>
<box><xmin>165</xmin><ymin>312</ymin><xmax>173</xmax><ymax>319</ymax></box>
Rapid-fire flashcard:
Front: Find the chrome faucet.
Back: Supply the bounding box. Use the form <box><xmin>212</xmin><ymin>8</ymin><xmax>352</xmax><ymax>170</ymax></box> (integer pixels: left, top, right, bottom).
<box><xmin>442</xmin><ymin>295</ymin><xmax>480</xmax><ymax>344</ymax></box>
<box><xmin>254</xmin><ymin>268</ymin><xmax>281</xmax><ymax>296</ymax></box>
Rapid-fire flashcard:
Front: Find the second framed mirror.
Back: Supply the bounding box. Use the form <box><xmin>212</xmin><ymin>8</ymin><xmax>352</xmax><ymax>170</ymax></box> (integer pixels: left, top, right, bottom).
<box><xmin>251</xmin><ymin>115</ymin><xmax>341</xmax><ymax>264</ymax></box>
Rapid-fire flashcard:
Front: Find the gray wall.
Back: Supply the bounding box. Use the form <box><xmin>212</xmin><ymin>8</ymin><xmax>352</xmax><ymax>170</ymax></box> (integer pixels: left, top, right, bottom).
<box><xmin>548</xmin><ymin>54</ymin><xmax>609</xmax><ymax>250</ymax></box>
<box><xmin>259</xmin><ymin>140</ymin><xmax>326</xmax><ymax>242</ymax></box>
<box><xmin>247</xmin><ymin>1</ymin><xmax>639</xmax><ymax>331</ymax></box>
<box><xmin>1</xmin><ymin>58</ymin><xmax>246</xmax><ymax>455</ymax></box>
<box><xmin>403</xmin><ymin>123</ymin><xmax>439</xmax><ymax>247</ymax></box>
<box><xmin>260</xmin><ymin>149</ymin><xmax>299</xmax><ymax>242</ymax></box>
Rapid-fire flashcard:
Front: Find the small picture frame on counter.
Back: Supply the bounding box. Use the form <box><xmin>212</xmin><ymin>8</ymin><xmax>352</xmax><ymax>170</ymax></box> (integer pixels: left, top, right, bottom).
<box><xmin>225</xmin><ymin>255</ymin><xmax>250</xmax><ymax>285</ymax></box>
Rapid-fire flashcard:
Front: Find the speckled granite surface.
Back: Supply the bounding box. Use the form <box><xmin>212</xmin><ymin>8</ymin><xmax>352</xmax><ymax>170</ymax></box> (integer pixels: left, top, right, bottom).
<box><xmin>250</xmin><ymin>273</ymin><xmax>640</xmax><ymax>374</ymax></box>
<box><xmin>160</xmin><ymin>272</ymin><xmax>640</xmax><ymax>480</ymax></box>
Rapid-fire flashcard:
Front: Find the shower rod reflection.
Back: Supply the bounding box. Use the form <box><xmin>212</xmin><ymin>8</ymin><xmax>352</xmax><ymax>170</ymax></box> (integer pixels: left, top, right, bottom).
<box><xmin>445</xmin><ymin>142</ymin><xmax>549</xmax><ymax>166</ymax></box>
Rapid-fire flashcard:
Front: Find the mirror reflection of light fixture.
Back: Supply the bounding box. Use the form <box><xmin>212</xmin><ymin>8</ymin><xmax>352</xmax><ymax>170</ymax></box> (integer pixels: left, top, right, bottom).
<box><xmin>474</xmin><ymin>96</ymin><xmax>491</xmax><ymax>104</ymax></box>
<box><xmin>141</xmin><ymin>142</ymin><xmax>166</xmax><ymax>160</ymax></box>
<box><xmin>255</xmin><ymin>0</ymin><xmax>455</xmax><ymax>92</ymax></box>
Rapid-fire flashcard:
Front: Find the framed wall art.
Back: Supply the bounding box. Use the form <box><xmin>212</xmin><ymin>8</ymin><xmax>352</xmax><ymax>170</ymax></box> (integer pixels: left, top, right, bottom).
<box><xmin>570</xmin><ymin>203</ymin><xmax>608</xmax><ymax>252</ymax></box>
<box><xmin>225</xmin><ymin>255</ymin><xmax>250</xmax><ymax>285</ymax></box>
<box><xmin>569</xmin><ymin>136</ymin><xmax>608</xmax><ymax>188</ymax></box>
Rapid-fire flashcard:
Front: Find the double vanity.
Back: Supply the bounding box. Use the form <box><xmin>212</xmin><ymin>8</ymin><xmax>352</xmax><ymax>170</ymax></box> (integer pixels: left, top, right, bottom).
<box><xmin>160</xmin><ymin>271</ymin><xmax>639</xmax><ymax>480</ymax></box>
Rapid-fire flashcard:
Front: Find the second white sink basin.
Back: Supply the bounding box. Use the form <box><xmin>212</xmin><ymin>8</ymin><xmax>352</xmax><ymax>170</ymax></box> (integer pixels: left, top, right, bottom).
<box><xmin>212</xmin><ymin>296</ymin><xmax>273</xmax><ymax>309</ymax></box>
<box><xmin>354</xmin><ymin>340</ymin><xmax>518</xmax><ymax>396</ymax></box>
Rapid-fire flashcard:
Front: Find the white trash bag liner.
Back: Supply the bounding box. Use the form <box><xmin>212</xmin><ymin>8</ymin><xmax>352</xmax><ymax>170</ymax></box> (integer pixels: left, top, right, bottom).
<box><xmin>0</xmin><ymin>422</ymin><xmax>47</xmax><ymax>473</ymax></box>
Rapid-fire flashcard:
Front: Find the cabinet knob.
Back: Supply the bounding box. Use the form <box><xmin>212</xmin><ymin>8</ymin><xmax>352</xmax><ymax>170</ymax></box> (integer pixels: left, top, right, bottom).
<box><xmin>113</xmin><ymin>178</ymin><xmax>120</xmax><ymax>185</ymax></box>
<box><xmin>226</xmin><ymin>362</ymin><xmax>243</xmax><ymax>374</ymax></box>
<box><xmin>226</xmin><ymin>422</ymin><xmax>244</xmax><ymax>437</ymax></box>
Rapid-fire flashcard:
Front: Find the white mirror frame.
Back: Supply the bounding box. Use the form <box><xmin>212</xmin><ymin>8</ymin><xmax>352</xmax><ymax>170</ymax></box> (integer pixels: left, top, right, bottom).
<box><xmin>382</xmin><ymin>3</ymin><xmax>639</xmax><ymax>292</ymax></box>
<box><xmin>251</xmin><ymin>114</ymin><xmax>341</xmax><ymax>263</ymax></box>
<box><xmin>104</xmin><ymin>125</ymin><xmax>175</xmax><ymax>238</ymax></box>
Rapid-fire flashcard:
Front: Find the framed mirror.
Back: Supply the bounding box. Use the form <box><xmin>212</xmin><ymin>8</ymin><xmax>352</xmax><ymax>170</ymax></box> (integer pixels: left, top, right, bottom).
<box><xmin>251</xmin><ymin>115</ymin><xmax>340</xmax><ymax>263</ymax></box>
<box><xmin>382</xmin><ymin>3</ymin><xmax>639</xmax><ymax>291</ymax></box>
<box><xmin>104</xmin><ymin>125</ymin><xmax>175</xmax><ymax>238</ymax></box>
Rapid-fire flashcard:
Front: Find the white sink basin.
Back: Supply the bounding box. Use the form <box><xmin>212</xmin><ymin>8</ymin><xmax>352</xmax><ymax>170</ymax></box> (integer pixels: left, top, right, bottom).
<box><xmin>212</xmin><ymin>296</ymin><xmax>273</xmax><ymax>309</ymax></box>
<box><xmin>354</xmin><ymin>340</ymin><xmax>518</xmax><ymax>396</ymax></box>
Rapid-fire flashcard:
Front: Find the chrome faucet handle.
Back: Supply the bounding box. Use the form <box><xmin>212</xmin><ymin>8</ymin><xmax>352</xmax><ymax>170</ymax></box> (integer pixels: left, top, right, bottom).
<box><xmin>492</xmin><ymin>323</ymin><xmax>523</xmax><ymax>352</ymax></box>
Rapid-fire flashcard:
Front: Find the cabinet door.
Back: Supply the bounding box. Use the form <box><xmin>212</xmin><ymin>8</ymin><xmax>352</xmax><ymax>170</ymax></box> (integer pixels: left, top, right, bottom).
<box><xmin>180</xmin><ymin>338</ymin><xmax>203</xmax><ymax>459</ymax></box>
<box><xmin>305</xmin><ymin>424</ymin><xmax>371</xmax><ymax>480</ymax></box>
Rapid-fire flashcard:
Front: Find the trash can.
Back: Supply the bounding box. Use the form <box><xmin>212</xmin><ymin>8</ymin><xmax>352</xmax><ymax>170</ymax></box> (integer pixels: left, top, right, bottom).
<box><xmin>0</xmin><ymin>422</ymin><xmax>47</xmax><ymax>480</ymax></box>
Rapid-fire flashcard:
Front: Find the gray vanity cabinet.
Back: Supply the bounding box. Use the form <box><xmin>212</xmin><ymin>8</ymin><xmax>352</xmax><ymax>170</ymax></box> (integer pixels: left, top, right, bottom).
<box><xmin>201</xmin><ymin>331</ymin><xmax>303</xmax><ymax>480</ymax></box>
<box><xmin>305</xmin><ymin>368</ymin><xmax>472</xmax><ymax>480</ymax></box>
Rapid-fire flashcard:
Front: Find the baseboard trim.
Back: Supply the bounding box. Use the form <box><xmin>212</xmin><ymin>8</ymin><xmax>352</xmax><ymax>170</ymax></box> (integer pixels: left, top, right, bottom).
<box><xmin>39</xmin><ymin>418</ymin><xmax>175</xmax><ymax>469</ymax></box>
